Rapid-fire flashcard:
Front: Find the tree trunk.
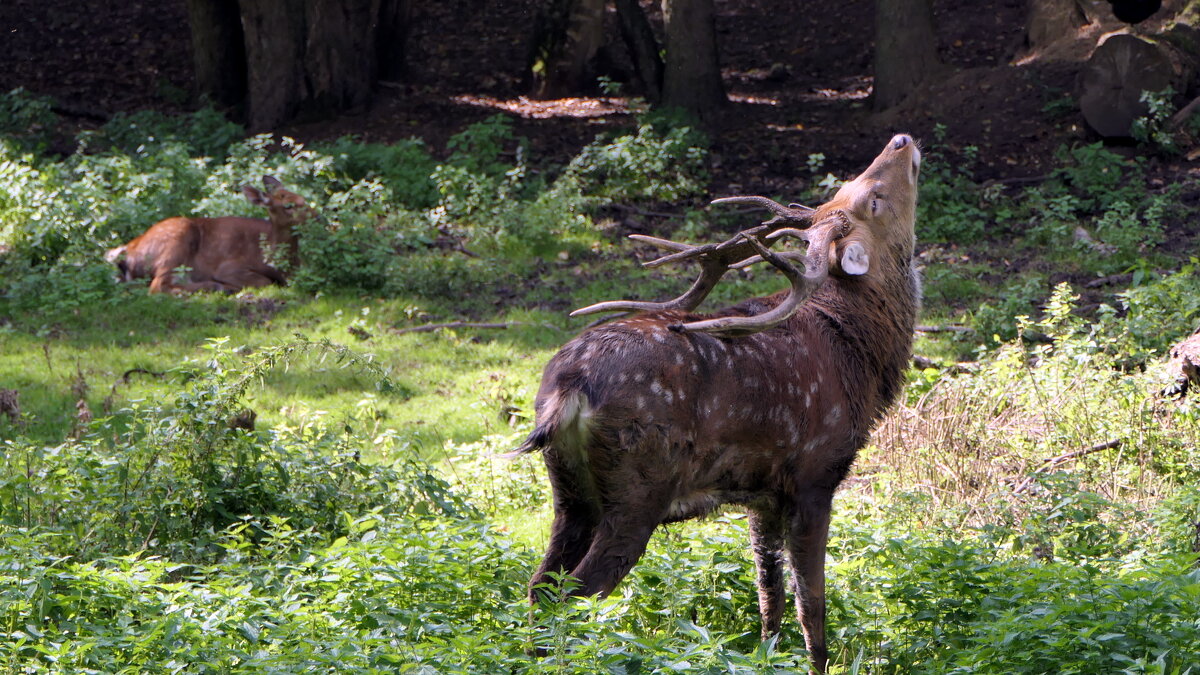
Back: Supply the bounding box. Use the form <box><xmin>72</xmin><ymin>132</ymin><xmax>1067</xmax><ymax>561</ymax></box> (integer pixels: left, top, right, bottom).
<box><xmin>615</xmin><ymin>0</ymin><xmax>664</xmax><ymax>103</ymax></box>
<box><xmin>239</xmin><ymin>0</ymin><xmax>308</xmax><ymax>130</ymax></box>
<box><xmin>303</xmin><ymin>0</ymin><xmax>382</xmax><ymax>115</ymax></box>
<box><xmin>1024</xmin><ymin>0</ymin><xmax>1089</xmax><ymax>53</ymax></box>
<box><xmin>185</xmin><ymin>0</ymin><xmax>246</xmax><ymax>108</ymax></box>
<box><xmin>660</xmin><ymin>0</ymin><xmax>725</xmax><ymax>117</ymax></box>
<box><xmin>528</xmin><ymin>0</ymin><xmax>607</xmax><ymax>98</ymax></box>
<box><xmin>873</xmin><ymin>0</ymin><xmax>941</xmax><ymax>111</ymax></box>
<box><xmin>378</xmin><ymin>0</ymin><xmax>412</xmax><ymax>81</ymax></box>
<box><xmin>238</xmin><ymin>0</ymin><xmax>386</xmax><ymax>130</ymax></box>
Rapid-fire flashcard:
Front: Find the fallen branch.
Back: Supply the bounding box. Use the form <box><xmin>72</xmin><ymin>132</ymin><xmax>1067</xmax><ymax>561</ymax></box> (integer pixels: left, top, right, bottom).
<box><xmin>392</xmin><ymin>320</ymin><xmax>565</xmax><ymax>335</ymax></box>
<box><xmin>1013</xmin><ymin>439</ymin><xmax>1122</xmax><ymax>494</ymax></box>
<box><xmin>1170</xmin><ymin>94</ymin><xmax>1200</xmax><ymax>128</ymax></box>
<box><xmin>911</xmin><ymin>354</ymin><xmax>977</xmax><ymax>374</ymax></box>
<box><xmin>915</xmin><ymin>324</ymin><xmax>974</xmax><ymax>334</ymax></box>
<box><xmin>1085</xmin><ymin>272</ymin><xmax>1133</xmax><ymax>288</ymax></box>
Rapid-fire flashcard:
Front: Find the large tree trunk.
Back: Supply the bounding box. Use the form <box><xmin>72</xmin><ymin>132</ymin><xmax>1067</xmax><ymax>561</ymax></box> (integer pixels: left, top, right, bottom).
<box><xmin>873</xmin><ymin>0</ymin><xmax>941</xmax><ymax>111</ymax></box>
<box><xmin>185</xmin><ymin>0</ymin><xmax>247</xmax><ymax>108</ymax></box>
<box><xmin>660</xmin><ymin>0</ymin><xmax>725</xmax><ymax>117</ymax></box>
<box><xmin>615</xmin><ymin>0</ymin><xmax>664</xmax><ymax>103</ymax></box>
<box><xmin>302</xmin><ymin>0</ymin><xmax>382</xmax><ymax>115</ymax></box>
<box><xmin>239</xmin><ymin>0</ymin><xmax>309</xmax><ymax>130</ymax></box>
<box><xmin>377</xmin><ymin>0</ymin><xmax>413</xmax><ymax>81</ymax></box>
<box><xmin>528</xmin><ymin>0</ymin><xmax>608</xmax><ymax>98</ymax></box>
<box><xmin>191</xmin><ymin>0</ymin><xmax>404</xmax><ymax>130</ymax></box>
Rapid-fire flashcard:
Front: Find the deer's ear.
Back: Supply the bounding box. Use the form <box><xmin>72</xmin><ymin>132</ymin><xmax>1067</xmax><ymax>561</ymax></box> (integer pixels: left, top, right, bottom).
<box><xmin>242</xmin><ymin>185</ymin><xmax>268</xmax><ymax>206</ymax></box>
<box><xmin>840</xmin><ymin>241</ymin><xmax>870</xmax><ymax>276</ymax></box>
<box><xmin>262</xmin><ymin>175</ymin><xmax>283</xmax><ymax>191</ymax></box>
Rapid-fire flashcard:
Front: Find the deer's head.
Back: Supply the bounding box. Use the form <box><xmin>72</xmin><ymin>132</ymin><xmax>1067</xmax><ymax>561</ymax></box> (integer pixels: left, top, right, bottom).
<box><xmin>241</xmin><ymin>175</ymin><xmax>316</xmax><ymax>232</ymax></box>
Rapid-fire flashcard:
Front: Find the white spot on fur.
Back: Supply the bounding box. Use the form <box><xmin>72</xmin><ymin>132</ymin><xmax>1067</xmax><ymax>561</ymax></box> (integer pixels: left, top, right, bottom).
<box><xmin>824</xmin><ymin>404</ymin><xmax>843</xmax><ymax>427</ymax></box>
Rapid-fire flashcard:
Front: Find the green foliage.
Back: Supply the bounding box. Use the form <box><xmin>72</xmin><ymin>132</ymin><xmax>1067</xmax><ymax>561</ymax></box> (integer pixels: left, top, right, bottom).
<box><xmin>564</xmin><ymin>123</ymin><xmax>709</xmax><ymax>203</ymax></box>
<box><xmin>0</xmin><ymin>336</ymin><xmax>467</xmax><ymax>562</ymax></box>
<box><xmin>970</xmin><ymin>274</ymin><xmax>1046</xmax><ymax>344</ymax></box>
<box><xmin>916</xmin><ymin>130</ymin><xmax>989</xmax><ymax>243</ymax></box>
<box><xmin>319</xmin><ymin>135</ymin><xmax>439</xmax><ymax>209</ymax></box>
<box><xmin>1131</xmin><ymin>87</ymin><xmax>1182</xmax><ymax>154</ymax></box>
<box><xmin>0</xmin><ymin>88</ymin><xmax>57</xmax><ymax>154</ymax></box>
<box><xmin>79</xmin><ymin>106</ymin><xmax>244</xmax><ymax>158</ymax></box>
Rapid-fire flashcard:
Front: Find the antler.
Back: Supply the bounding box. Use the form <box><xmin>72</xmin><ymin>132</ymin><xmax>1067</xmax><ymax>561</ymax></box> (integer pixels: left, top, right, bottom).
<box><xmin>569</xmin><ymin>224</ymin><xmax>777</xmax><ymax>318</ymax></box>
<box><xmin>673</xmin><ymin>217</ymin><xmax>847</xmax><ymax>337</ymax></box>
<box><xmin>570</xmin><ymin>196</ymin><xmax>840</xmax><ymax>337</ymax></box>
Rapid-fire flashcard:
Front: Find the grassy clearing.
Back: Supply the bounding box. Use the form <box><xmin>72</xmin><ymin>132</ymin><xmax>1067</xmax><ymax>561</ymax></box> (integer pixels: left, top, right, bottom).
<box><xmin>2</xmin><ymin>91</ymin><xmax>1200</xmax><ymax>671</ymax></box>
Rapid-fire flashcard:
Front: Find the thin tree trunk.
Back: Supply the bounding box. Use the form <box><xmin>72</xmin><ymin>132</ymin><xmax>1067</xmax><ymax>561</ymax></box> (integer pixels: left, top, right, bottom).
<box><xmin>615</xmin><ymin>0</ymin><xmax>663</xmax><ymax>103</ymax></box>
<box><xmin>528</xmin><ymin>0</ymin><xmax>607</xmax><ymax>98</ymax></box>
<box><xmin>185</xmin><ymin>0</ymin><xmax>246</xmax><ymax>108</ymax></box>
<box><xmin>873</xmin><ymin>0</ymin><xmax>941</xmax><ymax>111</ymax></box>
<box><xmin>661</xmin><ymin>0</ymin><xmax>725</xmax><ymax>117</ymax></box>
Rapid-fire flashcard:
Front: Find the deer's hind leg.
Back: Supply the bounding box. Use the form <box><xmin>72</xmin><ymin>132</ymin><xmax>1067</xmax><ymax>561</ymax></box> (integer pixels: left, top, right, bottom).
<box><xmin>748</xmin><ymin>508</ymin><xmax>787</xmax><ymax>640</ymax></box>
<box><xmin>531</xmin><ymin>449</ymin><xmax>602</xmax><ymax>602</ymax></box>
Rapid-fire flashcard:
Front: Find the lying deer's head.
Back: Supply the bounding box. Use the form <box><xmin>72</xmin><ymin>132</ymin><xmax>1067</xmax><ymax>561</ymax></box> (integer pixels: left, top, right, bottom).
<box><xmin>241</xmin><ymin>175</ymin><xmax>316</xmax><ymax>232</ymax></box>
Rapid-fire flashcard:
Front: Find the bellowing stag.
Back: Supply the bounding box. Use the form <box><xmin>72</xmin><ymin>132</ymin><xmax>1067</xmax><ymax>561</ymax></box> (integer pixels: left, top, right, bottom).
<box><xmin>513</xmin><ymin>135</ymin><xmax>922</xmax><ymax>671</ymax></box>
<box><xmin>105</xmin><ymin>176</ymin><xmax>314</xmax><ymax>293</ymax></box>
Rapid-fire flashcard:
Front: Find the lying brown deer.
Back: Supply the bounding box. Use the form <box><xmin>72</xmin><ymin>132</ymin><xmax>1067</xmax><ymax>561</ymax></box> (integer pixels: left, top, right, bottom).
<box><xmin>105</xmin><ymin>176</ymin><xmax>314</xmax><ymax>293</ymax></box>
<box><xmin>513</xmin><ymin>134</ymin><xmax>922</xmax><ymax>671</ymax></box>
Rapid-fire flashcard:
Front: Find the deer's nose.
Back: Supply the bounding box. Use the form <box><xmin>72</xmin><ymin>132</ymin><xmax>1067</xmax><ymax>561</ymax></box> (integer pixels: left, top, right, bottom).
<box><xmin>892</xmin><ymin>134</ymin><xmax>911</xmax><ymax>149</ymax></box>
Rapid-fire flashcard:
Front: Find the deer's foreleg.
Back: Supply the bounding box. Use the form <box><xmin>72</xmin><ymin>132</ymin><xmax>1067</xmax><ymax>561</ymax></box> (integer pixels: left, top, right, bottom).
<box><xmin>785</xmin><ymin>490</ymin><xmax>834</xmax><ymax>673</ymax></box>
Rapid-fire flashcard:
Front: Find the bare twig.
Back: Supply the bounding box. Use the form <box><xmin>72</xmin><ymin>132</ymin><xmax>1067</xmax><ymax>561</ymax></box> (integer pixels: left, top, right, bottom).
<box><xmin>1013</xmin><ymin>439</ymin><xmax>1122</xmax><ymax>494</ymax></box>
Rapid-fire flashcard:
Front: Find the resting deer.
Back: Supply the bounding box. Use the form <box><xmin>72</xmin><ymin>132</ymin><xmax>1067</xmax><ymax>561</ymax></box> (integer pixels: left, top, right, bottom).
<box><xmin>105</xmin><ymin>176</ymin><xmax>314</xmax><ymax>294</ymax></box>
<box><xmin>513</xmin><ymin>135</ymin><xmax>922</xmax><ymax>671</ymax></box>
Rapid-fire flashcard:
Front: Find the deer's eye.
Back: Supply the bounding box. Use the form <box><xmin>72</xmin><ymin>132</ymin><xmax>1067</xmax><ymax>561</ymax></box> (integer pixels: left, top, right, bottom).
<box><xmin>870</xmin><ymin>198</ymin><xmax>878</xmax><ymax>215</ymax></box>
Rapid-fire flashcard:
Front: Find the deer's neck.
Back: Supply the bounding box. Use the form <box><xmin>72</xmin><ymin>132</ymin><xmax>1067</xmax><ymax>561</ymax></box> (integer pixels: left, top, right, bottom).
<box><xmin>267</xmin><ymin>220</ymin><xmax>301</xmax><ymax>269</ymax></box>
<box><xmin>809</xmin><ymin>258</ymin><xmax>920</xmax><ymax>422</ymax></box>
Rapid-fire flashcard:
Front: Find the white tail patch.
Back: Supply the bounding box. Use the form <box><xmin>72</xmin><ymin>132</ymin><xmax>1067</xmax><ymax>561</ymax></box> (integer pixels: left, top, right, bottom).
<box><xmin>547</xmin><ymin>389</ymin><xmax>593</xmax><ymax>460</ymax></box>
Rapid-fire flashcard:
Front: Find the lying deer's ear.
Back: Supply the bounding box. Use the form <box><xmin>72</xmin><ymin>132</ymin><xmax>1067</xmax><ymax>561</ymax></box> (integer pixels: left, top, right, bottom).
<box><xmin>263</xmin><ymin>175</ymin><xmax>283</xmax><ymax>191</ymax></box>
<box><xmin>242</xmin><ymin>185</ymin><xmax>268</xmax><ymax>206</ymax></box>
<box><xmin>840</xmin><ymin>241</ymin><xmax>869</xmax><ymax>275</ymax></box>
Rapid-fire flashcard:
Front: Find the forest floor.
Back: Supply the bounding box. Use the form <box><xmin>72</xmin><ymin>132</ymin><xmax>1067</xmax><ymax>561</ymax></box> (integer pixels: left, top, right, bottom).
<box><xmin>4</xmin><ymin>0</ymin><xmax>1196</xmax><ymax>188</ymax></box>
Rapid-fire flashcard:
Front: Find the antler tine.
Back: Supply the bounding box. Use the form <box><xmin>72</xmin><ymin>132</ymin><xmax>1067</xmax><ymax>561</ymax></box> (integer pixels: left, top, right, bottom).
<box><xmin>671</xmin><ymin>221</ymin><xmax>844</xmax><ymax>337</ymax></box>
<box><xmin>571</xmin><ymin>228</ymin><xmax>774</xmax><ymax>318</ymax></box>
<box><xmin>710</xmin><ymin>196</ymin><xmax>815</xmax><ymax>227</ymax></box>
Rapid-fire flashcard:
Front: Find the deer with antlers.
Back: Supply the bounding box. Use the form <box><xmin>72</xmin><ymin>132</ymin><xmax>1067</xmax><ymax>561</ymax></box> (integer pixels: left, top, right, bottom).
<box><xmin>105</xmin><ymin>176</ymin><xmax>315</xmax><ymax>294</ymax></box>
<box><xmin>513</xmin><ymin>135</ymin><xmax>922</xmax><ymax>671</ymax></box>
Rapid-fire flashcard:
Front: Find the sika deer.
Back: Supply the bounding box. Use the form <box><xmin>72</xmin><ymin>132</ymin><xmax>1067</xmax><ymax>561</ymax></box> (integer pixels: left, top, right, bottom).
<box><xmin>513</xmin><ymin>135</ymin><xmax>922</xmax><ymax>671</ymax></box>
<box><xmin>105</xmin><ymin>176</ymin><xmax>314</xmax><ymax>294</ymax></box>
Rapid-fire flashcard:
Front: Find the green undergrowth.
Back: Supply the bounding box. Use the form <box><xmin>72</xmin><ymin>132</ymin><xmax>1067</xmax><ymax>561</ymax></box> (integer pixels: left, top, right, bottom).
<box><xmin>2</xmin><ymin>89</ymin><xmax>1200</xmax><ymax>672</ymax></box>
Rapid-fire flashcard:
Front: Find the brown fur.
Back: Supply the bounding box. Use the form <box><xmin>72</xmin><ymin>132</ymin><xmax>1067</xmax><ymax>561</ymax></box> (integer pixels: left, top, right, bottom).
<box><xmin>516</xmin><ymin>135</ymin><xmax>923</xmax><ymax>672</ymax></box>
<box><xmin>105</xmin><ymin>176</ymin><xmax>314</xmax><ymax>294</ymax></box>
